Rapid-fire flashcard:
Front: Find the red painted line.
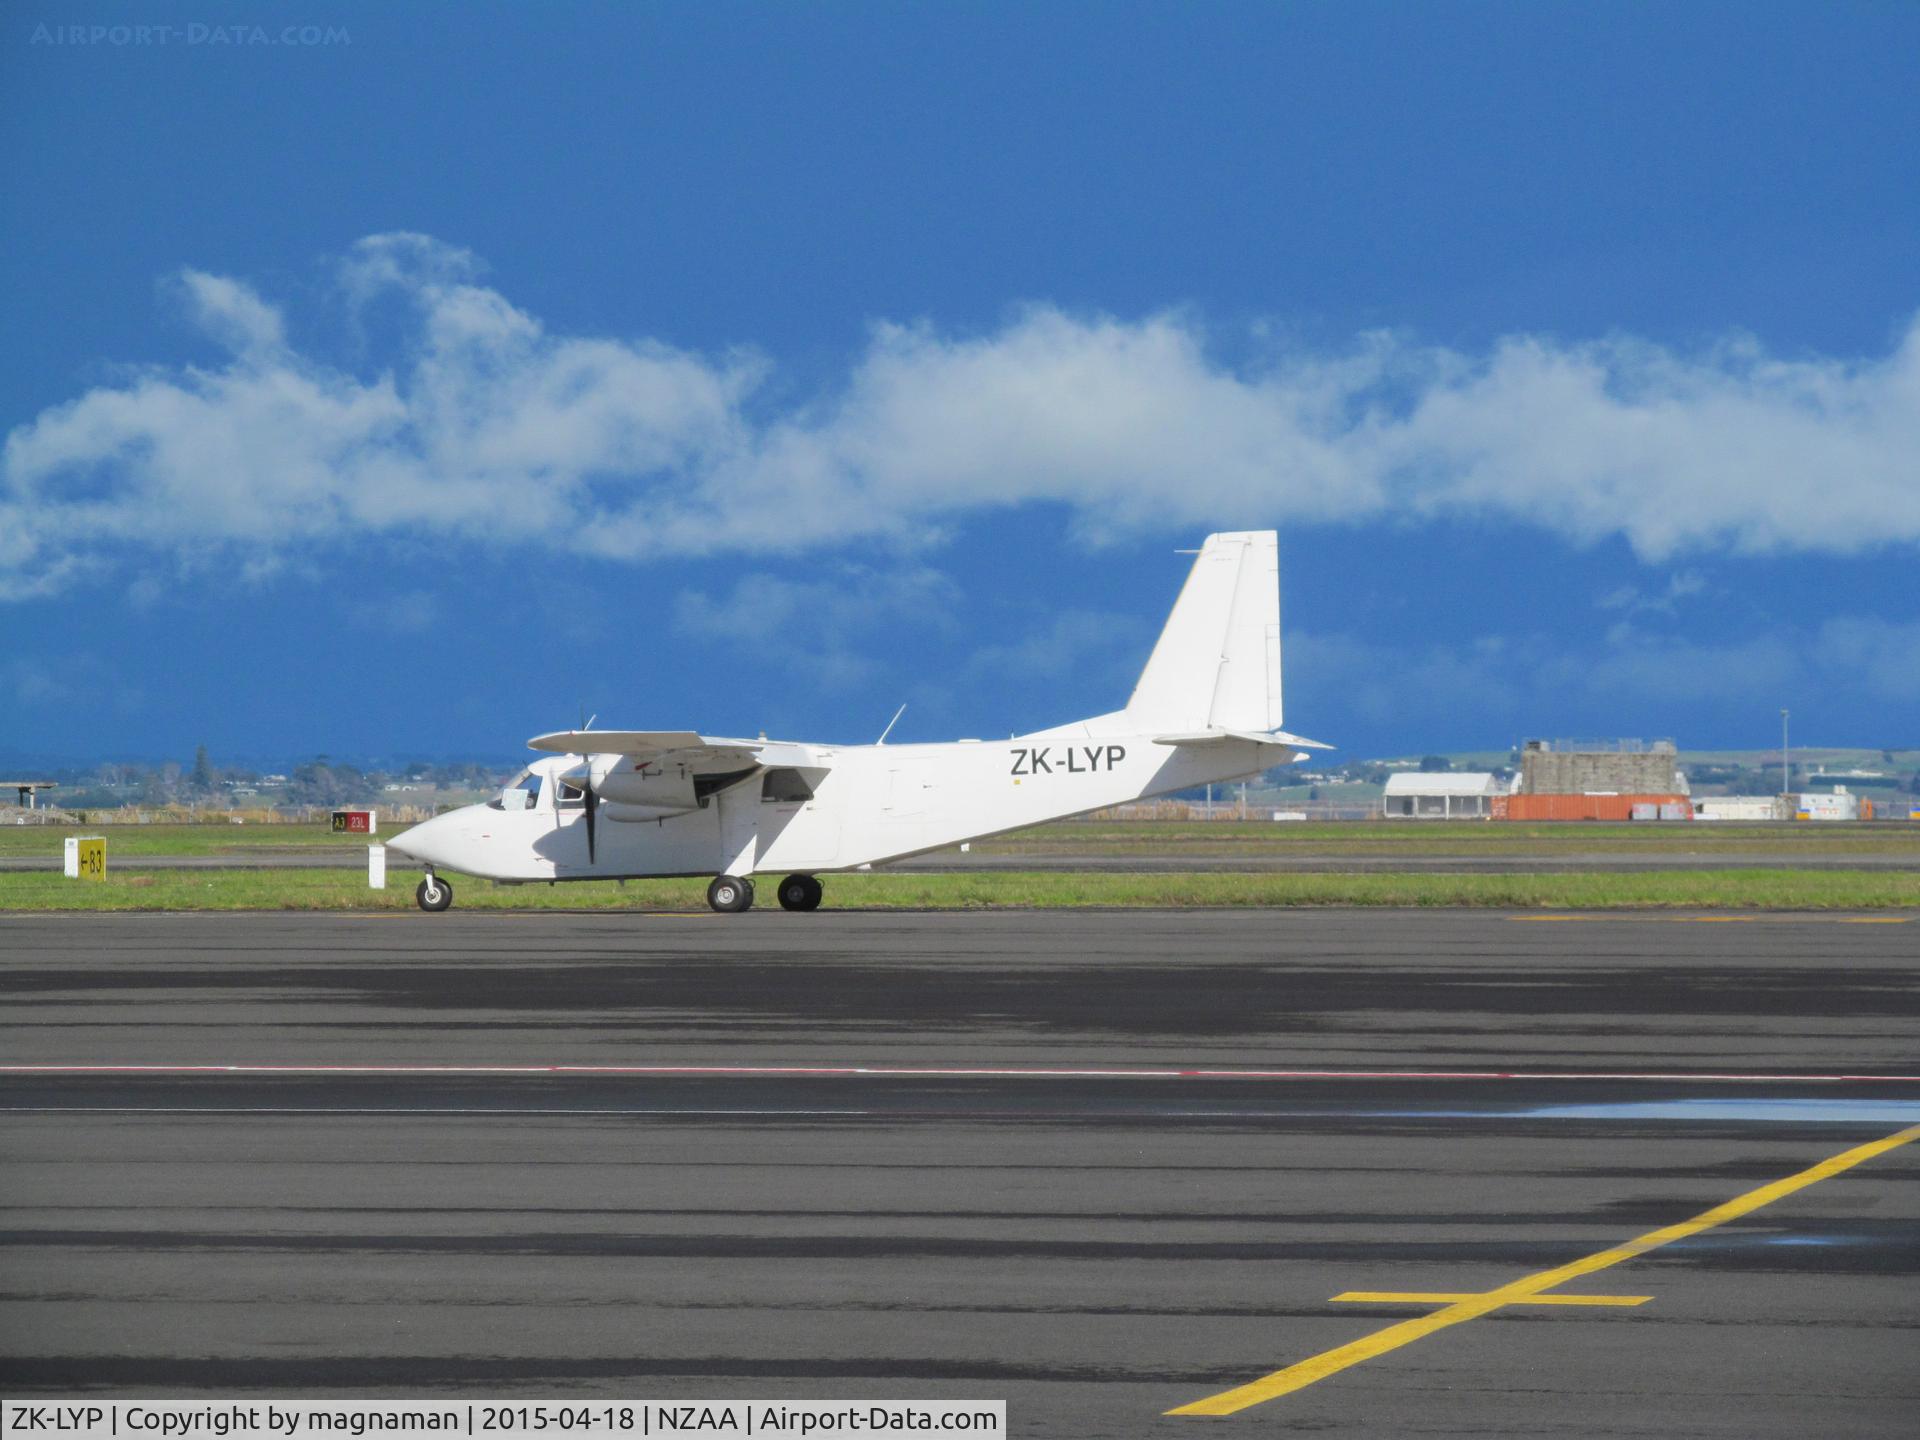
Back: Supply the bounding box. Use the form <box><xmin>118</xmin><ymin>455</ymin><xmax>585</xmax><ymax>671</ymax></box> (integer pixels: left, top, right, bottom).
<box><xmin>2</xmin><ymin>1064</ymin><xmax>1917</xmax><ymax>1083</ymax></box>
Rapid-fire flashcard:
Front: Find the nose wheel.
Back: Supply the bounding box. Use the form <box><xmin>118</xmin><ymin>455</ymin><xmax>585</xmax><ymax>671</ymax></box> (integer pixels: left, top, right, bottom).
<box><xmin>706</xmin><ymin>874</ymin><xmax>754</xmax><ymax>913</ymax></box>
<box><xmin>415</xmin><ymin>871</ymin><xmax>454</xmax><ymax>912</ymax></box>
<box><xmin>777</xmin><ymin>874</ymin><xmax>823</xmax><ymax>911</ymax></box>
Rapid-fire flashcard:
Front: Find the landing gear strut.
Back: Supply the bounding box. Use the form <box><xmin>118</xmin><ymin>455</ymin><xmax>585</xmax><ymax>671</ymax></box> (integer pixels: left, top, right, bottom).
<box><xmin>416</xmin><ymin>869</ymin><xmax>453</xmax><ymax>912</ymax></box>
<box><xmin>706</xmin><ymin>874</ymin><xmax>754</xmax><ymax>913</ymax></box>
<box><xmin>777</xmin><ymin>874</ymin><xmax>823</xmax><ymax>911</ymax></box>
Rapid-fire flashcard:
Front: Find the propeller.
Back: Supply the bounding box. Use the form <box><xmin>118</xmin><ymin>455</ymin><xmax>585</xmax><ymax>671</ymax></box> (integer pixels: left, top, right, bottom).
<box><xmin>577</xmin><ymin>707</ymin><xmax>598</xmax><ymax>864</ymax></box>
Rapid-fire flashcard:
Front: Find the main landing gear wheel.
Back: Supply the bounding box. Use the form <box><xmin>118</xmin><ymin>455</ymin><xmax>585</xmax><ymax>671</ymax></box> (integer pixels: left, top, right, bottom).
<box><xmin>777</xmin><ymin>874</ymin><xmax>823</xmax><ymax>912</ymax></box>
<box><xmin>706</xmin><ymin>874</ymin><xmax>754</xmax><ymax>913</ymax></box>
<box><xmin>415</xmin><ymin>874</ymin><xmax>453</xmax><ymax>912</ymax></box>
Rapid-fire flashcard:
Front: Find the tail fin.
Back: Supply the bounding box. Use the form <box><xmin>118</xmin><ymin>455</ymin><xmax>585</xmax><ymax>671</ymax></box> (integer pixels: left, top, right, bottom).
<box><xmin>1123</xmin><ymin>531</ymin><xmax>1282</xmax><ymax>733</ymax></box>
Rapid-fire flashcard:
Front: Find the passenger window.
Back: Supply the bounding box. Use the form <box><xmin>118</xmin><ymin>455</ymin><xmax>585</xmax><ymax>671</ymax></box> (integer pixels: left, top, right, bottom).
<box><xmin>761</xmin><ymin>768</ymin><xmax>815</xmax><ymax>802</ymax></box>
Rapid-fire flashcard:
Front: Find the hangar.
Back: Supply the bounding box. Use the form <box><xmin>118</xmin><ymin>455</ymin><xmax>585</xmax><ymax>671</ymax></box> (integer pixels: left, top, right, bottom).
<box><xmin>1382</xmin><ymin>771</ymin><xmax>1506</xmax><ymax>818</ymax></box>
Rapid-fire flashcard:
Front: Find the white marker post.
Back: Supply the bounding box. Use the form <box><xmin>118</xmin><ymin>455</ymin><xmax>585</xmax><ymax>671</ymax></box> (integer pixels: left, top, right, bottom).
<box><xmin>368</xmin><ymin>844</ymin><xmax>387</xmax><ymax>890</ymax></box>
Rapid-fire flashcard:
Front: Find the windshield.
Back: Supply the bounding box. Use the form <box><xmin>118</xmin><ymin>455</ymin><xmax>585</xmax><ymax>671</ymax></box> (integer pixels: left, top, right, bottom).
<box><xmin>487</xmin><ymin>768</ymin><xmax>544</xmax><ymax>811</ymax></box>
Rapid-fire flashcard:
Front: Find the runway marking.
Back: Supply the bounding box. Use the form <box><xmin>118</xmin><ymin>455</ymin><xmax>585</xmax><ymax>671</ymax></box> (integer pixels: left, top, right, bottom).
<box><xmin>1514</xmin><ymin>1098</ymin><xmax>1920</xmax><ymax>1123</ymax></box>
<box><xmin>4</xmin><ymin>1063</ymin><xmax>1919</xmax><ymax>1083</ymax></box>
<box><xmin>5</xmin><ymin>1063</ymin><xmax>1920</xmax><ymax>1083</ymax></box>
<box><xmin>1332</xmin><ymin>1291</ymin><xmax>1650</xmax><ymax>1307</ymax></box>
<box><xmin>0</xmin><ymin>1106</ymin><xmax>878</xmax><ymax>1117</ymax></box>
<box><xmin>1166</xmin><ymin>1122</ymin><xmax>1920</xmax><ymax>1417</ymax></box>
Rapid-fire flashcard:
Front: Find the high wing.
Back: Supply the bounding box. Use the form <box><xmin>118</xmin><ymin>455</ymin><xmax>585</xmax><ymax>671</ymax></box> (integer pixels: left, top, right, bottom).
<box><xmin>526</xmin><ymin>730</ymin><xmax>829</xmax><ymax>769</ymax></box>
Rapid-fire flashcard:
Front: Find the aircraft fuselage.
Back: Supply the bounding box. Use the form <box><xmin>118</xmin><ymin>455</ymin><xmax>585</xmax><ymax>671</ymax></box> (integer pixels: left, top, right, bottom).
<box><xmin>390</xmin><ymin>726</ymin><xmax>1285</xmax><ymax>883</ymax></box>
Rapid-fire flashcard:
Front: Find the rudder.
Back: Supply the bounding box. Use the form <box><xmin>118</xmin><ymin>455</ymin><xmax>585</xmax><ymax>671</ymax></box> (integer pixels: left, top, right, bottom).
<box><xmin>1123</xmin><ymin>531</ymin><xmax>1281</xmax><ymax>733</ymax></box>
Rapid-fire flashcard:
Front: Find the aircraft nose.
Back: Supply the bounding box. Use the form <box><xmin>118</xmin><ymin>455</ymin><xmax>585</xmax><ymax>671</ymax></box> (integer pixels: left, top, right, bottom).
<box><xmin>387</xmin><ymin>812</ymin><xmax>453</xmax><ymax>865</ymax></box>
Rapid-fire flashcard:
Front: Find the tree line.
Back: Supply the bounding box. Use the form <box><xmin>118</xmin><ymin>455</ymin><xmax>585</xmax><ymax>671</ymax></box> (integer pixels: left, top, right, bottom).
<box><xmin>37</xmin><ymin>748</ymin><xmax>509</xmax><ymax>810</ymax></box>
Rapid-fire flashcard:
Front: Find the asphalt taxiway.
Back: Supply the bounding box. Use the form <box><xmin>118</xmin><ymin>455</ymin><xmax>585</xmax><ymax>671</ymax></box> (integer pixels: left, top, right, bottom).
<box><xmin>4</xmin><ymin>848</ymin><xmax>1918</xmax><ymax>872</ymax></box>
<box><xmin>3</xmin><ymin>911</ymin><xmax>1916</xmax><ymax>1435</ymax></box>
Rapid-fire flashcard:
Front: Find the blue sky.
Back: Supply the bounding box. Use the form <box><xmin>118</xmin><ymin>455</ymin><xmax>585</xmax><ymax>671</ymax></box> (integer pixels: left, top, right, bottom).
<box><xmin>4</xmin><ymin>1</ymin><xmax>1919</xmax><ymax>766</ymax></box>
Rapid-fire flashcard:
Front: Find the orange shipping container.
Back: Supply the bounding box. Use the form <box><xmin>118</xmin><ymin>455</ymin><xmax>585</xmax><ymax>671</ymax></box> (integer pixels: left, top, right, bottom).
<box><xmin>1498</xmin><ymin>794</ymin><xmax>1692</xmax><ymax>822</ymax></box>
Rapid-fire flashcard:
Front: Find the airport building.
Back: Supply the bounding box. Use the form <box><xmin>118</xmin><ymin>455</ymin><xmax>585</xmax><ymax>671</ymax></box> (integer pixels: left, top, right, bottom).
<box><xmin>1518</xmin><ymin>738</ymin><xmax>1683</xmax><ymax>795</ymax></box>
<box><xmin>1382</xmin><ymin>772</ymin><xmax>1508</xmax><ymax>818</ymax></box>
<box><xmin>4</xmin><ymin>779</ymin><xmax>55</xmax><ymax>809</ymax></box>
<box><xmin>1795</xmin><ymin>787</ymin><xmax>1862</xmax><ymax>821</ymax></box>
<box><xmin>1692</xmin><ymin>795</ymin><xmax>1785</xmax><ymax>821</ymax></box>
<box><xmin>1498</xmin><ymin>739</ymin><xmax>1692</xmax><ymax>821</ymax></box>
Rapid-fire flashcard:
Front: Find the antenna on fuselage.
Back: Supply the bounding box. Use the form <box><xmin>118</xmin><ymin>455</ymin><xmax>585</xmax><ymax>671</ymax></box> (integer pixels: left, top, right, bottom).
<box><xmin>876</xmin><ymin>704</ymin><xmax>907</xmax><ymax>746</ymax></box>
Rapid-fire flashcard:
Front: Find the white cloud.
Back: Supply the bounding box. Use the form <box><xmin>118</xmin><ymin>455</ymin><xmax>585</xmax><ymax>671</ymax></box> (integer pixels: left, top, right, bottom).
<box><xmin>3</xmin><ymin>659</ymin><xmax>70</xmax><ymax>706</ymax></box>
<box><xmin>1811</xmin><ymin>617</ymin><xmax>1920</xmax><ymax>702</ymax></box>
<box><xmin>1294</xmin><ymin>618</ymin><xmax>1920</xmax><ymax>732</ymax></box>
<box><xmin>1292</xmin><ymin>631</ymin><xmax>1529</xmax><ymax>730</ymax></box>
<box><xmin>174</xmin><ymin>270</ymin><xmax>286</xmax><ymax>356</ymax></box>
<box><xmin>1386</xmin><ymin>331</ymin><xmax>1920</xmax><ymax>556</ymax></box>
<box><xmin>674</xmin><ymin>565</ymin><xmax>962</xmax><ymax>689</ymax></box>
<box><xmin>959</xmin><ymin>608</ymin><xmax>1141</xmax><ymax>682</ymax></box>
<box><xmin>944</xmin><ymin>607</ymin><xmax>1150</xmax><ymax>731</ymax></box>
<box><xmin>5</xmin><ymin>232</ymin><xmax>1920</xmax><ymax>598</ymax></box>
<box><xmin>345</xmin><ymin>588</ymin><xmax>440</xmax><ymax>636</ymax></box>
<box><xmin>1</xmin><ymin>655</ymin><xmax>145</xmax><ymax>715</ymax></box>
<box><xmin>1597</xmin><ymin>570</ymin><xmax>1708</xmax><ymax>617</ymax></box>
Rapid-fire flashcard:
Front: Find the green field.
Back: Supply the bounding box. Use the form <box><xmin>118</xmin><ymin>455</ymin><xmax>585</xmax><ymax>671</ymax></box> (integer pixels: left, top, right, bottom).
<box><xmin>0</xmin><ymin>822</ymin><xmax>372</xmax><ymax>856</ymax></box>
<box><xmin>1</xmin><ymin>817</ymin><xmax>1914</xmax><ymax>911</ymax></box>
<box><xmin>2</xmin><ymin>867</ymin><xmax>1915</xmax><ymax>912</ymax></box>
<box><xmin>984</xmin><ymin>819</ymin><xmax>1920</xmax><ymax>856</ymax></box>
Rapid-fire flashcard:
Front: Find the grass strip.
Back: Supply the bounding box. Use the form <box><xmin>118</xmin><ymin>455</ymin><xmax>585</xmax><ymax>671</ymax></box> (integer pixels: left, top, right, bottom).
<box><xmin>0</xmin><ymin>824</ymin><xmax>375</xmax><ymax>857</ymax></box>
<box><xmin>1</xmin><ymin>868</ymin><xmax>1914</xmax><ymax>912</ymax></box>
<box><xmin>2</xmin><ymin>819</ymin><xmax>1917</xmax><ymax>860</ymax></box>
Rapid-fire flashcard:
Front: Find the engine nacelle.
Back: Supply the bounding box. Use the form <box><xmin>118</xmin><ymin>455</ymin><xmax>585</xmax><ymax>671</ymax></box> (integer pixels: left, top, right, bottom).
<box><xmin>587</xmin><ymin>754</ymin><xmax>699</xmax><ymax>817</ymax></box>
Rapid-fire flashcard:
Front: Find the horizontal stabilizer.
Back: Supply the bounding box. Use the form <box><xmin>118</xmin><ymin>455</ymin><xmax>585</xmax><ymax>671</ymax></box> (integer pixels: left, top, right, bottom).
<box><xmin>1154</xmin><ymin>728</ymin><xmax>1333</xmax><ymax>751</ymax></box>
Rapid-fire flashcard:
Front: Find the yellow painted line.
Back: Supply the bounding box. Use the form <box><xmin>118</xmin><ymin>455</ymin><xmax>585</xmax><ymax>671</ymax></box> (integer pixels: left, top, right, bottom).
<box><xmin>1167</xmin><ymin>1123</ymin><xmax>1920</xmax><ymax>1417</ymax></box>
<box><xmin>1331</xmin><ymin>1291</ymin><xmax>1650</xmax><ymax>1307</ymax></box>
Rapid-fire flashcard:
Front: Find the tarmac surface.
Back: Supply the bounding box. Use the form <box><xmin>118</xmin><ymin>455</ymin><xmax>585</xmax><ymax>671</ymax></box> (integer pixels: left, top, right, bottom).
<box><xmin>4</xmin><ymin>848</ymin><xmax>1919</xmax><ymax>872</ymax></box>
<box><xmin>3</xmin><ymin>910</ymin><xmax>1917</xmax><ymax>1436</ymax></box>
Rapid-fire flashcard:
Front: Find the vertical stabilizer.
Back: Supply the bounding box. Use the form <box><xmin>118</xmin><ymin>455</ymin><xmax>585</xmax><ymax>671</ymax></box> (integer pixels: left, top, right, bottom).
<box><xmin>1123</xmin><ymin>531</ymin><xmax>1282</xmax><ymax>733</ymax></box>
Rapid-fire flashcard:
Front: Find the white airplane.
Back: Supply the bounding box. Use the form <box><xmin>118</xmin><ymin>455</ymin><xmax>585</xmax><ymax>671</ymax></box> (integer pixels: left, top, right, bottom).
<box><xmin>386</xmin><ymin>530</ymin><xmax>1328</xmax><ymax>913</ymax></box>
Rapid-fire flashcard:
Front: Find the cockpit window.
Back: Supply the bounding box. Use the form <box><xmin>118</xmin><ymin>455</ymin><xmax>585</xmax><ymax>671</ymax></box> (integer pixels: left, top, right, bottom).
<box><xmin>556</xmin><ymin>775</ymin><xmax>587</xmax><ymax>809</ymax></box>
<box><xmin>488</xmin><ymin>768</ymin><xmax>544</xmax><ymax>811</ymax></box>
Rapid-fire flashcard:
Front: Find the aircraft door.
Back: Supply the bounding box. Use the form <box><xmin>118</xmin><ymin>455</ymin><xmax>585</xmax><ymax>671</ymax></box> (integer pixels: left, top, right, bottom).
<box><xmin>487</xmin><ymin>766</ymin><xmax>561</xmax><ymax>878</ymax></box>
<box><xmin>883</xmin><ymin>758</ymin><xmax>934</xmax><ymax>819</ymax></box>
